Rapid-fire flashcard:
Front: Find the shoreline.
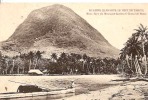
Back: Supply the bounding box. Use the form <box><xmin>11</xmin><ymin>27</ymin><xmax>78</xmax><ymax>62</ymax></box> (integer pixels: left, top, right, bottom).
<box><xmin>0</xmin><ymin>75</ymin><xmax>147</xmax><ymax>100</ymax></box>
<box><xmin>63</xmin><ymin>81</ymin><xmax>148</xmax><ymax>100</ymax></box>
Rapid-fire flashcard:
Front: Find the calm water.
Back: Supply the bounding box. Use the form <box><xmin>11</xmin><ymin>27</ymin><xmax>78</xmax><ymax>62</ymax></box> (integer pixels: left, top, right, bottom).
<box><xmin>5</xmin><ymin>93</ymin><xmax>75</xmax><ymax>100</ymax></box>
<box><xmin>0</xmin><ymin>75</ymin><xmax>120</xmax><ymax>100</ymax></box>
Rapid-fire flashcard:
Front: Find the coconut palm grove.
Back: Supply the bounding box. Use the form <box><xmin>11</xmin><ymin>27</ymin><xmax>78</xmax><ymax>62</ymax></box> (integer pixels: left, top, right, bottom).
<box><xmin>0</xmin><ymin>24</ymin><xmax>147</xmax><ymax>77</ymax></box>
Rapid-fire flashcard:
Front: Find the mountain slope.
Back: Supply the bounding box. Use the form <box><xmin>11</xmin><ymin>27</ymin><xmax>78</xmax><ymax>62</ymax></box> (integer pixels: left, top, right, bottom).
<box><xmin>0</xmin><ymin>4</ymin><xmax>119</xmax><ymax>58</ymax></box>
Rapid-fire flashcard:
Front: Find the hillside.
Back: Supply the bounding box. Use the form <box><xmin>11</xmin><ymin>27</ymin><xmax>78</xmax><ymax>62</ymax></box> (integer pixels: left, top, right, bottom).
<box><xmin>0</xmin><ymin>4</ymin><xmax>119</xmax><ymax>58</ymax></box>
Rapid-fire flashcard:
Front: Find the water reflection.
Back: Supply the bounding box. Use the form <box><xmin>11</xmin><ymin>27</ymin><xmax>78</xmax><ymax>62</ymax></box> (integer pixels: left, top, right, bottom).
<box><xmin>5</xmin><ymin>93</ymin><xmax>75</xmax><ymax>100</ymax></box>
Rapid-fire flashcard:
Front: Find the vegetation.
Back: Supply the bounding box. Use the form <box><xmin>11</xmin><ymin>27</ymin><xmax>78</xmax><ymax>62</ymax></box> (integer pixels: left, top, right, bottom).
<box><xmin>120</xmin><ymin>24</ymin><xmax>148</xmax><ymax>77</ymax></box>
<box><xmin>1</xmin><ymin>24</ymin><xmax>147</xmax><ymax>76</ymax></box>
<box><xmin>0</xmin><ymin>51</ymin><xmax>119</xmax><ymax>75</ymax></box>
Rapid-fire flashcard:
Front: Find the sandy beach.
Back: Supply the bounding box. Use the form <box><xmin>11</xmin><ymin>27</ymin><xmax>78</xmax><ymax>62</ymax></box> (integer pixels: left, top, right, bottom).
<box><xmin>0</xmin><ymin>75</ymin><xmax>120</xmax><ymax>93</ymax></box>
<box><xmin>0</xmin><ymin>75</ymin><xmax>148</xmax><ymax>100</ymax></box>
<box><xmin>63</xmin><ymin>81</ymin><xmax>148</xmax><ymax>100</ymax></box>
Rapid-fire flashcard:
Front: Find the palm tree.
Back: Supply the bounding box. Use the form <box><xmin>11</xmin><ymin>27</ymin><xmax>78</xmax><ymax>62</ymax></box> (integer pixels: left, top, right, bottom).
<box><xmin>16</xmin><ymin>56</ymin><xmax>21</xmax><ymax>74</ymax></box>
<box><xmin>86</xmin><ymin>56</ymin><xmax>91</xmax><ymax>74</ymax></box>
<box><xmin>51</xmin><ymin>53</ymin><xmax>57</xmax><ymax>63</ymax></box>
<box><xmin>95</xmin><ymin>58</ymin><xmax>101</xmax><ymax>74</ymax></box>
<box><xmin>20</xmin><ymin>53</ymin><xmax>28</xmax><ymax>73</ymax></box>
<box><xmin>73</xmin><ymin>53</ymin><xmax>82</xmax><ymax>74</ymax></box>
<box><xmin>134</xmin><ymin>24</ymin><xmax>148</xmax><ymax>75</ymax></box>
<box><xmin>82</xmin><ymin>54</ymin><xmax>87</xmax><ymax>73</ymax></box>
<box><xmin>34</xmin><ymin>51</ymin><xmax>42</xmax><ymax>69</ymax></box>
<box><xmin>10</xmin><ymin>56</ymin><xmax>16</xmax><ymax>74</ymax></box>
<box><xmin>68</xmin><ymin>53</ymin><xmax>81</xmax><ymax>74</ymax></box>
<box><xmin>0</xmin><ymin>51</ymin><xmax>2</xmax><ymax>59</ymax></box>
<box><xmin>27</xmin><ymin>51</ymin><xmax>34</xmax><ymax>71</ymax></box>
<box><xmin>0</xmin><ymin>51</ymin><xmax>2</xmax><ymax>74</ymax></box>
<box><xmin>58</xmin><ymin>52</ymin><xmax>68</xmax><ymax>74</ymax></box>
<box><xmin>1</xmin><ymin>58</ymin><xmax>6</xmax><ymax>74</ymax></box>
<box><xmin>120</xmin><ymin>34</ymin><xmax>141</xmax><ymax>75</ymax></box>
<box><xmin>90</xmin><ymin>58</ymin><xmax>96</xmax><ymax>74</ymax></box>
<box><xmin>3</xmin><ymin>56</ymin><xmax>9</xmax><ymax>74</ymax></box>
<box><xmin>120</xmin><ymin>24</ymin><xmax>148</xmax><ymax>76</ymax></box>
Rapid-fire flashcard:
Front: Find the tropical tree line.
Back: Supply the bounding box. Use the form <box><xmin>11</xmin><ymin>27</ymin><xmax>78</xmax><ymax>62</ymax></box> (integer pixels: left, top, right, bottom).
<box><xmin>0</xmin><ymin>51</ymin><xmax>119</xmax><ymax>75</ymax></box>
<box><xmin>120</xmin><ymin>24</ymin><xmax>148</xmax><ymax>77</ymax></box>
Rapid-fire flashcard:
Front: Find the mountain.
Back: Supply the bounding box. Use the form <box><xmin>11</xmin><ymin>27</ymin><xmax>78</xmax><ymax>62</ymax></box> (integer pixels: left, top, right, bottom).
<box><xmin>0</xmin><ymin>4</ymin><xmax>119</xmax><ymax>58</ymax></box>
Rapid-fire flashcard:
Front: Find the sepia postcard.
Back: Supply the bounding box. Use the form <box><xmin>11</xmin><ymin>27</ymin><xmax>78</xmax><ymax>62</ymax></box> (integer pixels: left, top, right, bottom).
<box><xmin>0</xmin><ymin>2</ymin><xmax>148</xmax><ymax>100</ymax></box>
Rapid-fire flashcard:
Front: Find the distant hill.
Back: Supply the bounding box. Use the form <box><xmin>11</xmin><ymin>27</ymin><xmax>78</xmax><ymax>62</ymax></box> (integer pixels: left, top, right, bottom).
<box><xmin>0</xmin><ymin>4</ymin><xmax>119</xmax><ymax>58</ymax></box>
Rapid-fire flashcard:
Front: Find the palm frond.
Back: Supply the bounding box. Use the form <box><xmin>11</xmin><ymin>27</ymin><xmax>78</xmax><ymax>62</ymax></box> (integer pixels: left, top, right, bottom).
<box><xmin>134</xmin><ymin>29</ymin><xmax>141</xmax><ymax>32</ymax></box>
<box><xmin>140</xmin><ymin>23</ymin><xmax>145</xmax><ymax>30</ymax></box>
<box><xmin>138</xmin><ymin>26</ymin><xmax>143</xmax><ymax>31</ymax></box>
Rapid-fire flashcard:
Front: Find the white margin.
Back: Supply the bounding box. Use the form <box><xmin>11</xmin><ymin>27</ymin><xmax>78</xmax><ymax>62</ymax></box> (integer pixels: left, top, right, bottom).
<box><xmin>1</xmin><ymin>0</ymin><xmax>148</xmax><ymax>3</ymax></box>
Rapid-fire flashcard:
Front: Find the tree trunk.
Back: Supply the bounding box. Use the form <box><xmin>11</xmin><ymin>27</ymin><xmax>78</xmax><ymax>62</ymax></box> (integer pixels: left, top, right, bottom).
<box><xmin>92</xmin><ymin>66</ymin><xmax>95</xmax><ymax>74</ymax></box>
<box><xmin>131</xmin><ymin>54</ymin><xmax>133</xmax><ymax>69</ymax></box>
<box><xmin>22</xmin><ymin>66</ymin><xmax>25</xmax><ymax>74</ymax></box>
<box><xmin>17</xmin><ymin>66</ymin><xmax>20</xmax><ymax>74</ymax></box>
<box><xmin>6</xmin><ymin>62</ymin><xmax>9</xmax><ymax>74</ymax></box>
<box><xmin>126</xmin><ymin>55</ymin><xmax>130</xmax><ymax>68</ymax></box>
<box><xmin>29</xmin><ymin>59</ymin><xmax>32</xmax><ymax>71</ymax></box>
<box><xmin>11</xmin><ymin>59</ymin><xmax>15</xmax><ymax>74</ymax></box>
<box><xmin>87</xmin><ymin>64</ymin><xmax>90</xmax><ymax>74</ymax></box>
<box><xmin>126</xmin><ymin>55</ymin><xmax>134</xmax><ymax>74</ymax></box>
<box><xmin>22</xmin><ymin>62</ymin><xmax>25</xmax><ymax>74</ymax></box>
<box><xmin>22</xmin><ymin>59</ymin><xmax>25</xmax><ymax>74</ymax></box>
<box><xmin>70</xmin><ymin>68</ymin><xmax>73</xmax><ymax>74</ymax></box>
<box><xmin>82</xmin><ymin>61</ymin><xmax>85</xmax><ymax>71</ymax></box>
<box><xmin>5</xmin><ymin>69</ymin><xmax>7</xmax><ymax>74</ymax></box>
<box><xmin>142</xmin><ymin>42</ymin><xmax>147</xmax><ymax>75</ymax></box>
<box><xmin>34</xmin><ymin>58</ymin><xmax>38</xmax><ymax>69</ymax></box>
<box><xmin>122</xmin><ymin>64</ymin><xmax>125</xmax><ymax>75</ymax></box>
<box><xmin>134</xmin><ymin>56</ymin><xmax>142</xmax><ymax>77</ymax></box>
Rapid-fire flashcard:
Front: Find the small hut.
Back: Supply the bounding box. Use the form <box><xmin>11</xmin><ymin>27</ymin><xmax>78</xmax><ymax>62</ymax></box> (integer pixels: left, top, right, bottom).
<box><xmin>28</xmin><ymin>69</ymin><xmax>43</xmax><ymax>75</ymax></box>
<box><xmin>42</xmin><ymin>69</ymin><xmax>48</xmax><ymax>74</ymax></box>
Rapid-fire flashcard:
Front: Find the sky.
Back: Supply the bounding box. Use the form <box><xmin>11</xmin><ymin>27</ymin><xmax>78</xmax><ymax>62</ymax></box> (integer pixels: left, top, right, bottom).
<box><xmin>0</xmin><ymin>3</ymin><xmax>148</xmax><ymax>49</ymax></box>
